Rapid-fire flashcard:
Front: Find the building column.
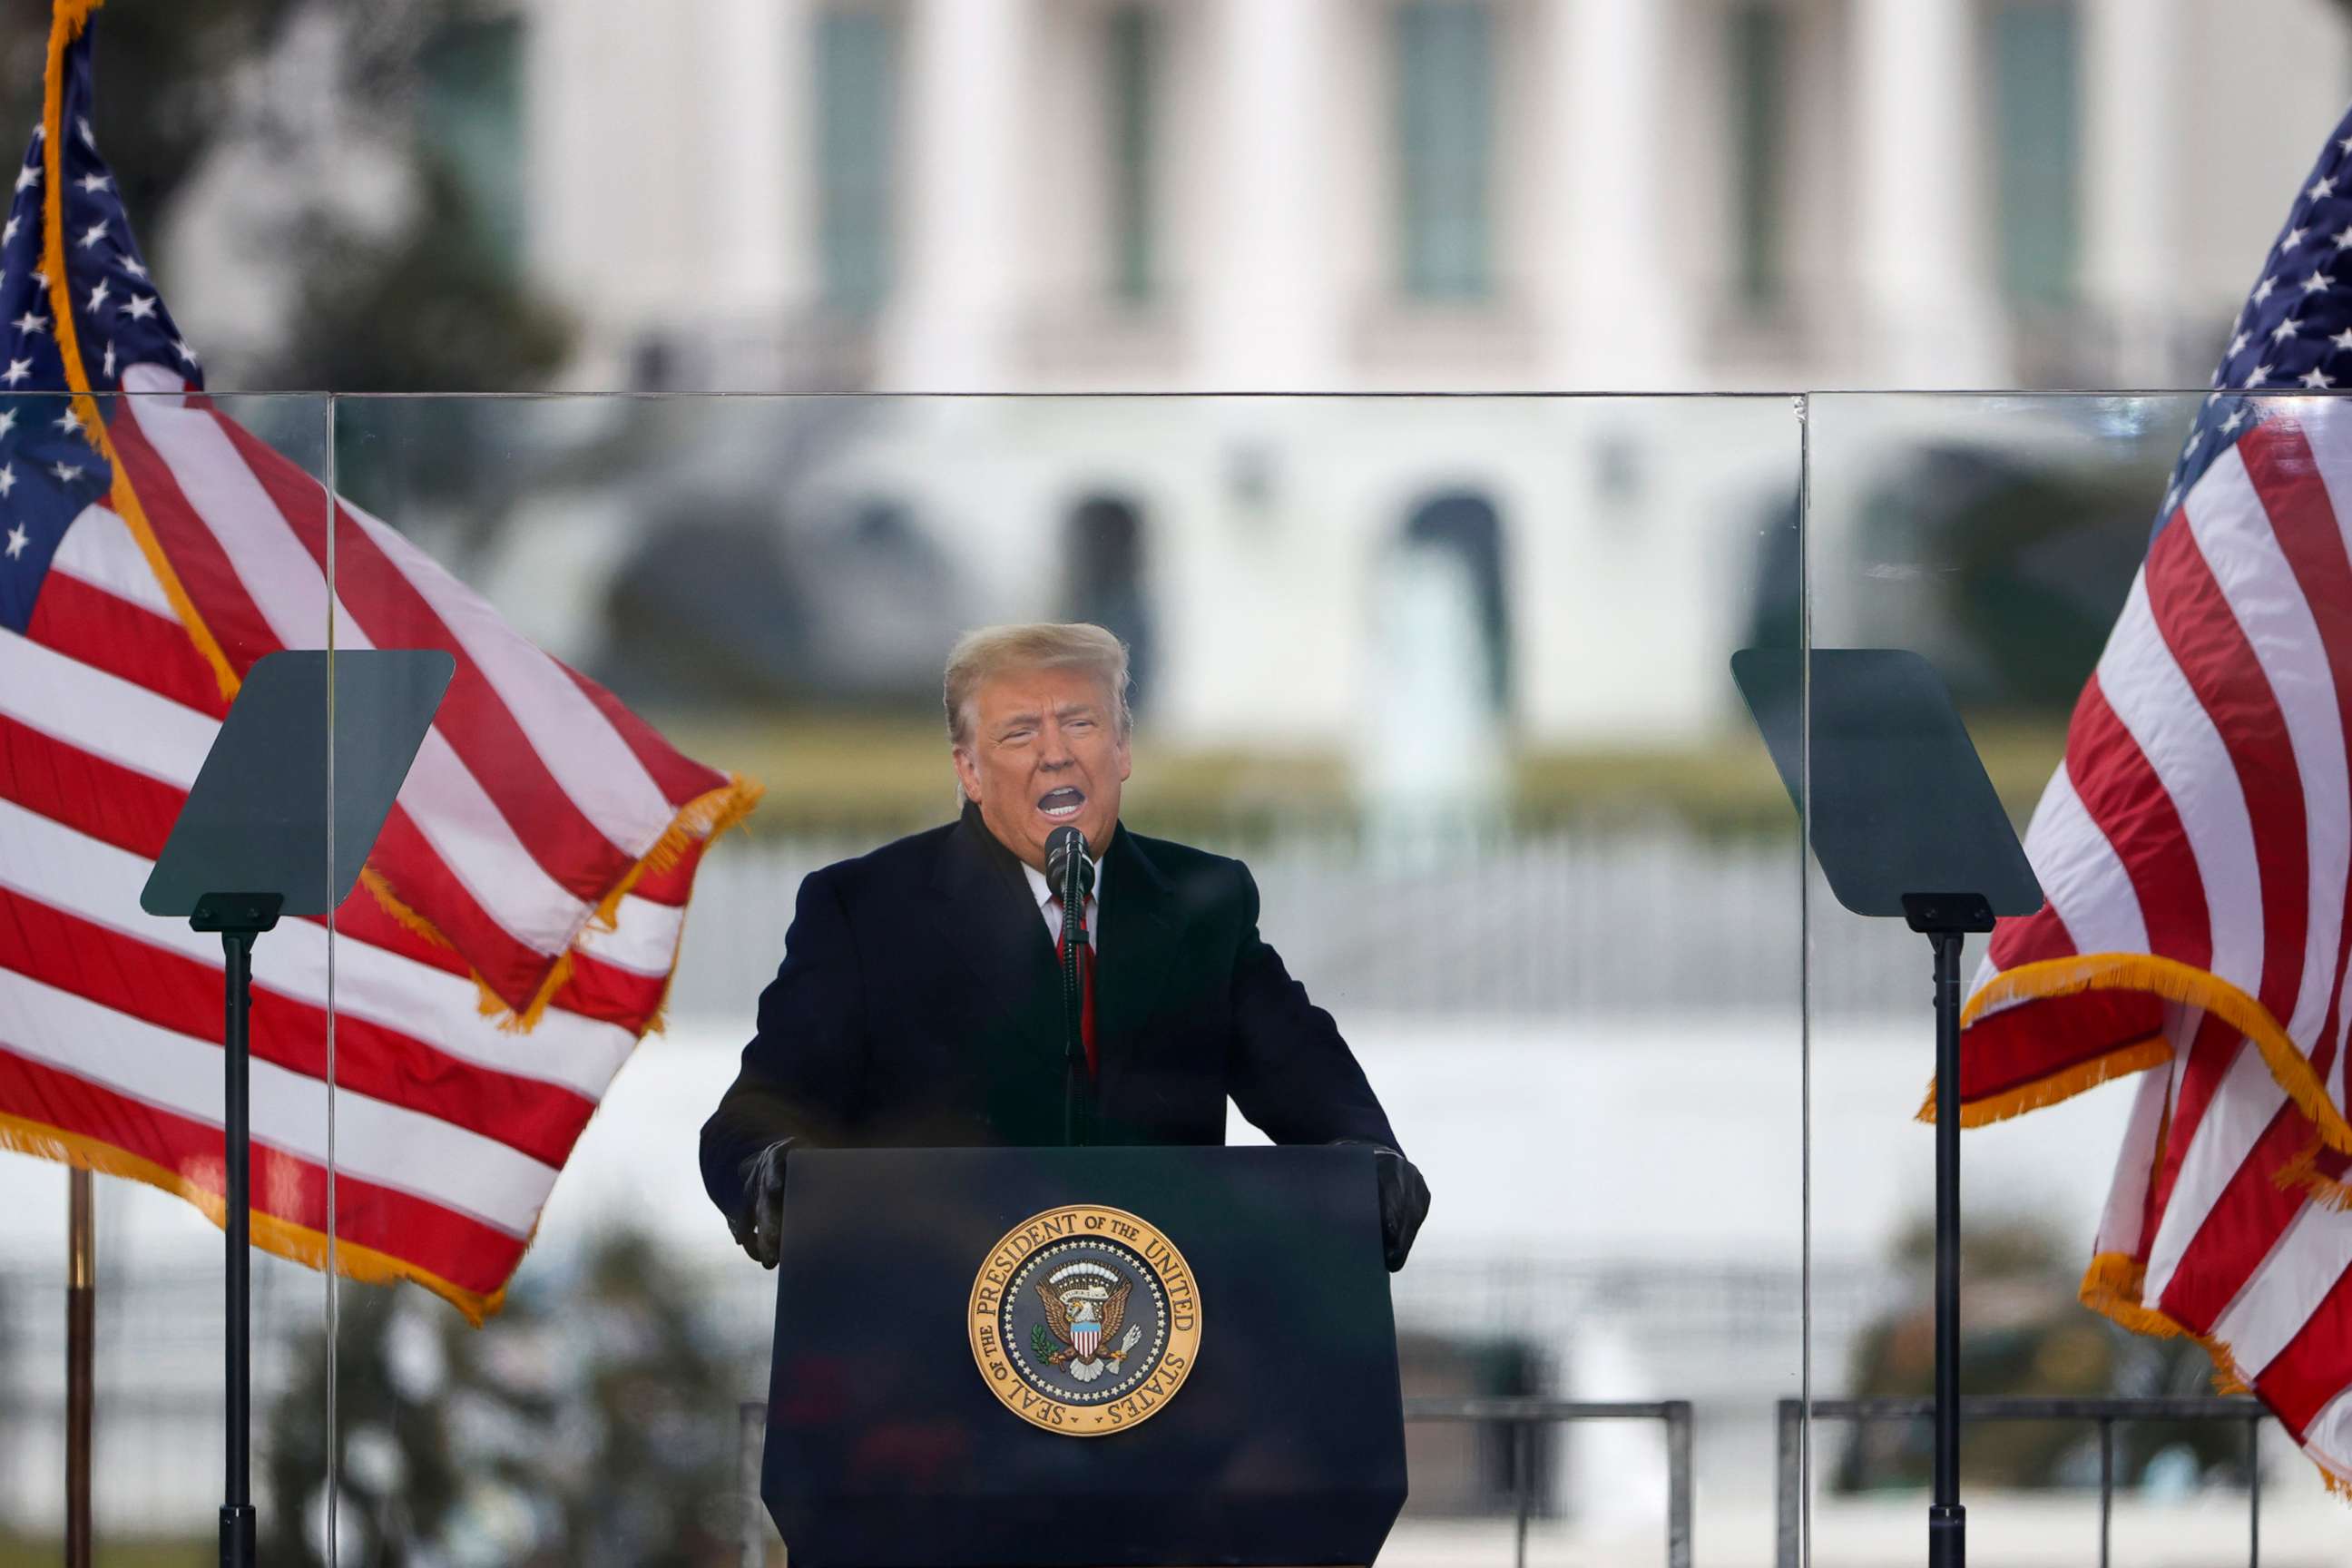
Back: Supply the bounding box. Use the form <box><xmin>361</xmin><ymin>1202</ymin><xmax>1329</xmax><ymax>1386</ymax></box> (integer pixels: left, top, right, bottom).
<box><xmin>529</xmin><ymin>0</ymin><xmax>704</xmax><ymax>380</ymax></box>
<box><xmin>708</xmin><ymin>0</ymin><xmax>809</xmax><ymax>384</ymax></box>
<box><xmin>2082</xmin><ymin>0</ymin><xmax>2182</xmax><ymax>386</ymax></box>
<box><xmin>1850</xmin><ymin>0</ymin><xmax>2004</xmax><ymax>386</ymax></box>
<box><xmin>1188</xmin><ymin>0</ymin><xmax>1342</xmax><ymax>390</ymax></box>
<box><xmin>1550</xmin><ymin>0</ymin><xmax>1690</xmax><ymax>387</ymax></box>
<box><xmin>879</xmin><ymin>0</ymin><xmax>1029</xmax><ymax>390</ymax></box>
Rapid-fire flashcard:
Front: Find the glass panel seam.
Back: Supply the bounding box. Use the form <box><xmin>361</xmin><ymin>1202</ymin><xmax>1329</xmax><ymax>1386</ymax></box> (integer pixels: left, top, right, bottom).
<box><xmin>1796</xmin><ymin>387</ymin><xmax>1812</xmax><ymax>1568</ymax></box>
<box><xmin>324</xmin><ymin>389</ymin><xmax>340</xmax><ymax>1568</ymax></box>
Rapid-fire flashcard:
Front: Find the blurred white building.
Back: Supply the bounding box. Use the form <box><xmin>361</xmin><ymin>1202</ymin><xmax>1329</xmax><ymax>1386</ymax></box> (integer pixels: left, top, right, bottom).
<box><xmin>166</xmin><ymin>0</ymin><xmax>2352</xmax><ymax>753</ymax></box>
<box><xmin>349</xmin><ymin>0</ymin><xmax>2352</xmax><ymax>755</ymax></box>
<box><xmin>486</xmin><ymin>0</ymin><xmax>2352</xmax><ymax>394</ymax></box>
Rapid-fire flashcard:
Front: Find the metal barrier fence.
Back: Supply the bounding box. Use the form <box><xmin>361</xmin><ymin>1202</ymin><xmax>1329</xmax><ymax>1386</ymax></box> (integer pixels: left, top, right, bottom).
<box><xmin>741</xmin><ymin>1393</ymin><xmax>2275</xmax><ymax>1568</ymax></box>
<box><xmin>1406</xmin><ymin>1396</ymin><xmax>1692</xmax><ymax>1568</ymax></box>
<box><xmin>735</xmin><ymin>1395</ymin><xmax>1695</xmax><ymax>1568</ymax></box>
<box><xmin>1773</xmin><ymin>1396</ymin><xmax>2269</xmax><ymax>1568</ymax></box>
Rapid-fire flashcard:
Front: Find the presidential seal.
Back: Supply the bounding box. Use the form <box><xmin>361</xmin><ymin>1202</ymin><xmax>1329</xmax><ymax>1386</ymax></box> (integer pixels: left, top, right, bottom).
<box><xmin>966</xmin><ymin>1204</ymin><xmax>1201</xmax><ymax>1436</ymax></box>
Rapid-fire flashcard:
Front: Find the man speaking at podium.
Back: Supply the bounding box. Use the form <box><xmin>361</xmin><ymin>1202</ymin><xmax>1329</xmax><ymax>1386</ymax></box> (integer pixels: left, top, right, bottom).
<box><xmin>701</xmin><ymin>622</ymin><xmax>1429</xmax><ymax>1274</ymax></box>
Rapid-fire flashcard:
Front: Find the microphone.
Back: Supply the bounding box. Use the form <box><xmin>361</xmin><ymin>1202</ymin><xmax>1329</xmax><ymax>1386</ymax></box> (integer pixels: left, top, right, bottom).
<box><xmin>1044</xmin><ymin>825</ymin><xmax>1095</xmax><ymax>903</ymax></box>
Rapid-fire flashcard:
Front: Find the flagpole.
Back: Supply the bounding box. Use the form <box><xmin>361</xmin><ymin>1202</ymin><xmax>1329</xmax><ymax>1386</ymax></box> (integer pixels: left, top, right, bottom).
<box><xmin>44</xmin><ymin>2</ymin><xmax>104</xmax><ymax>1552</ymax></box>
<box><xmin>65</xmin><ymin>1166</ymin><xmax>93</xmax><ymax>1568</ymax></box>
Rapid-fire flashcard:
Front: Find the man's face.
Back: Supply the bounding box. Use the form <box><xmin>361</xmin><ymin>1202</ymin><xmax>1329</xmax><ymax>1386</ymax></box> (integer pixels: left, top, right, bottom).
<box><xmin>953</xmin><ymin>665</ymin><xmax>1131</xmax><ymax>871</ymax></box>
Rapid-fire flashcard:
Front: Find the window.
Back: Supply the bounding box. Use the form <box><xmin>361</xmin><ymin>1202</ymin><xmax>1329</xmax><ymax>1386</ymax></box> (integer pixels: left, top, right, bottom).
<box><xmin>1727</xmin><ymin>3</ymin><xmax>1788</xmax><ymax>305</ymax></box>
<box><xmin>1106</xmin><ymin>5</ymin><xmax>1159</xmax><ymax>304</ymax></box>
<box><xmin>1063</xmin><ymin>495</ymin><xmax>1155</xmax><ymax>711</ymax></box>
<box><xmin>1402</xmin><ymin>491</ymin><xmax>1511</xmax><ymax>713</ymax></box>
<box><xmin>816</xmin><ymin>8</ymin><xmax>899</xmax><ymax>317</ymax></box>
<box><xmin>1991</xmin><ymin>2</ymin><xmax>2080</xmax><ymax>303</ymax></box>
<box><xmin>418</xmin><ymin>16</ymin><xmax>526</xmax><ymax>277</ymax></box>
<box><xmin>1396</xmin><ymin>2</ymin><xmax>1495</xmax><ymax>302</ymax></box>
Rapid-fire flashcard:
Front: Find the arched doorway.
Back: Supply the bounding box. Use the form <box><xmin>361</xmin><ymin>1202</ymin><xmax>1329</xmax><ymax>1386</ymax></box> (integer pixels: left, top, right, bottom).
<box><xmin>1360</xmin><ymin>489</ymin><xmax>1513</xmax><ymax>836</ymax></box>
<box><xmin>1400</xmin><ymin>490</ymin><xmax>1512</xmax><ymax>714</ymax></box>
<box><xmin>1061</xmin><ymin>493</ymin><xmax>1156</xmax><ymax>718</ymax></box>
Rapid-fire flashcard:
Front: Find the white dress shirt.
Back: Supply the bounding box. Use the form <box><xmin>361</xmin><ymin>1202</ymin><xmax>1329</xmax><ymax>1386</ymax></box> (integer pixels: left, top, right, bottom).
<box><xmin>1021</xmin><ymin>852</ymin><xmax>1102</xmax><ymax>952</ymax></box>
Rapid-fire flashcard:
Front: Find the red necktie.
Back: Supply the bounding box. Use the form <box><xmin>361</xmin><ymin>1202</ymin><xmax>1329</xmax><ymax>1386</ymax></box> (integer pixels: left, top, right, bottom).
<box><xmin>1055</xmin><ymin>897</ymin><xmax>1097</xmax><ymax>1080</ymax></box>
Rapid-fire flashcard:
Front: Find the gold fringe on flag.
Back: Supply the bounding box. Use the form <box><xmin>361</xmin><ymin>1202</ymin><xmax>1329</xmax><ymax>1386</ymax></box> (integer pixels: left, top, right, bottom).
<box><xmin>0</xmin><ymin>1108</ymin><xmax>506</xmax><ymax>1325</ymax></box>
<box><xmin>2271</xmin><ymin>1137</ymin><xmax>2352</xmax><ymax>1212</ymax></box>
<box><xmin>358</xmin><ymin>866</ymin><xmax>455</xmax><ymax>949</ymax></box>
<box><xmin>587</xmin><ymin>773</ymin><xmax>764</xmax><ymax>933</ymax></box>
<box><xmin>39</xmin><ymin>0</ymin><xmax>239</xmax><ymax>702</ymax></box>
<box><xmin>1915</xmin><ymin>1034</ymin><xmax>2171</xmax><ymax>1129</ymax></box>
<box><xmin>2077</xmin><ymin>1250</ymin><xmax>2182</xmax><ymax>1341</ymax></box>
<box><xmin>368</xmin><ymin>771</ymin><xmax>764</xmax><ymax>1032</ymax></box>
<box><xmin>1923</xmin><ymin>953</ymin><xmax>2352</xmax><ymax>1152</ymax></box>
<box><xmin>2077</xmin><ymin>1252</ymin><xmax>2257</xmax><ymax>1396</ymax></box>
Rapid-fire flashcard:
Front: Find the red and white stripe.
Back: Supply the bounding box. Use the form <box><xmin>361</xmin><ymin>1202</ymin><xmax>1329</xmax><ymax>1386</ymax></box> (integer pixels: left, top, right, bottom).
<box><xmin>0</xmin><ymin>391</ymin><xmax>742</xmax><ymax>1316</ymax></box>
<box><xmin>109</xmin><ymin>390</ymin><xmax>721</xmax><ymax>1009</ymax></box>
<box><xmin>1960</xmin><ymin>410</ymin><xmax>2352</xmax><ymax>1489</ymax></box>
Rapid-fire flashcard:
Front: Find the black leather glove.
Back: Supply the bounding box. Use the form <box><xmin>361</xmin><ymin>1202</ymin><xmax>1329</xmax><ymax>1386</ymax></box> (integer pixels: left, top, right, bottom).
<box><xmin>731</xmin><ymin>1139</ymin><xmax>792</xmax><ymax>1268</ymax></box>
<box><xmin>1335</xmin><ymin>1140</ymin><xmax>1431</xmax><ymax>1272</ymax></box>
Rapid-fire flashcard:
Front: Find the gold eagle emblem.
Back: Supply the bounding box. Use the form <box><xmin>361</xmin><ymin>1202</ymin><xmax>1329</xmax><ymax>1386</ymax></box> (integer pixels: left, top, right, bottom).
<box><xmin>1034</xmin><ymin>1260</ymin><xmax>1141</xmax><ymax>1381</ymax></box>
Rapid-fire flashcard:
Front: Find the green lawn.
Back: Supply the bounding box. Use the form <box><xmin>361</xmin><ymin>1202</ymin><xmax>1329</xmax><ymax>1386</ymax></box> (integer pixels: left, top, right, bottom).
<box><xmin>654</xmin><ymin>709</ymin><xmax>2072</xmax><ymax>837</ymax></box>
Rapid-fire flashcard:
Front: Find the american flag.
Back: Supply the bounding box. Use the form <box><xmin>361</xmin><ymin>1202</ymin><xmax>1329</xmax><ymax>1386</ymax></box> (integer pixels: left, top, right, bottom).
<box><xmin>1956</xmin><ymin>106</ymin><xmax>2352</xmax><ymax>1493</ymax></box>
<box><xmin>0</xmin><ymin>15</ymin><xmax>756</xmax><ymax>1320</ymax></box>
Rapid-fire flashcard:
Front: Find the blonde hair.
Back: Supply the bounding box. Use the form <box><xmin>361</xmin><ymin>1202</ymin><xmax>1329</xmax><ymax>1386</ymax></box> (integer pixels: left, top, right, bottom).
<box><xmin>944</xmin><ymin>622</ymin><xmax>1133</xmax><ymax>750</ymax></box>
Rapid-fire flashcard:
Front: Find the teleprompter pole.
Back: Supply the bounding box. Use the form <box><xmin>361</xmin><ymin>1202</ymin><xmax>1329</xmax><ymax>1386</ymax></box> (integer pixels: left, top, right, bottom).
<box><xmin>1899</xmin><ymin>892</ymin><xmax>1990</xmax><ymax>1568</ymax></box>
<box><xmin>198</xmin><ymin>894</ymin><xmax>280</xmax><ymax>1568</ymax></box>
<box><xmin>1929</xmin><ymin>926</ymin><xmax>1965</xmax><ymax>1568</ymax></box>
<box><xmin>220</xmin><ymin>925</ymin><xmax>258</xmax><ymax>1568</ymax></box>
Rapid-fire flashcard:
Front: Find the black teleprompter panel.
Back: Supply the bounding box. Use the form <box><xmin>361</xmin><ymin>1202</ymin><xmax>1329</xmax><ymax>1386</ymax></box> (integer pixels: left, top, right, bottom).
<box><xmin>1732</xmin><ymin>647</ymin><xmax>2042</xmax><ymax>919</ymax></box>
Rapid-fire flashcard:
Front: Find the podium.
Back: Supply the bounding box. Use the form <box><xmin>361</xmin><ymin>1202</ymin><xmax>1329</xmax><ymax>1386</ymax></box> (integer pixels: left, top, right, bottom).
<box><xmin>762</xmin><ymin>1145</ymin><xmax>1407</xmax><ymax>1567</ymax></box>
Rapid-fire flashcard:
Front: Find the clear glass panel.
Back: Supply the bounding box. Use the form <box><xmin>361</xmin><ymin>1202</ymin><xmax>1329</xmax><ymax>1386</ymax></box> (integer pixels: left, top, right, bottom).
<box><xmin>1801</xmin><ymin>391</ymin><xmax>2351</xmax><ymax>1561</ymax></box>
<box><xmin>313</xmin><ymin>391</ymin><xmax>1806</xmax><ymax>1565</ymax></box>
<box><xmin>0</xmin><ymin>392</ymin><xmax>333</xmax><ymax>1559</ymax></box>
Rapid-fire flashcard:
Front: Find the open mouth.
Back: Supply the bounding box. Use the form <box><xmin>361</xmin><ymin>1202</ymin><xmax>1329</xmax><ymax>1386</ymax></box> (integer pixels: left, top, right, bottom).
<box><xmin>1036</xmin><ymin>786</ymin><xmax>1086</xmax><ymax>821</ymax></box>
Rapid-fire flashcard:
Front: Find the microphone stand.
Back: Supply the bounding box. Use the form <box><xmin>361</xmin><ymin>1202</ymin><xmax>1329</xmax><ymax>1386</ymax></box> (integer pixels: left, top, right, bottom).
<box><xmin>1058</xmin><ymin>846</ymin><xmax>1093</xmax><ymax>1147</ymax></box>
